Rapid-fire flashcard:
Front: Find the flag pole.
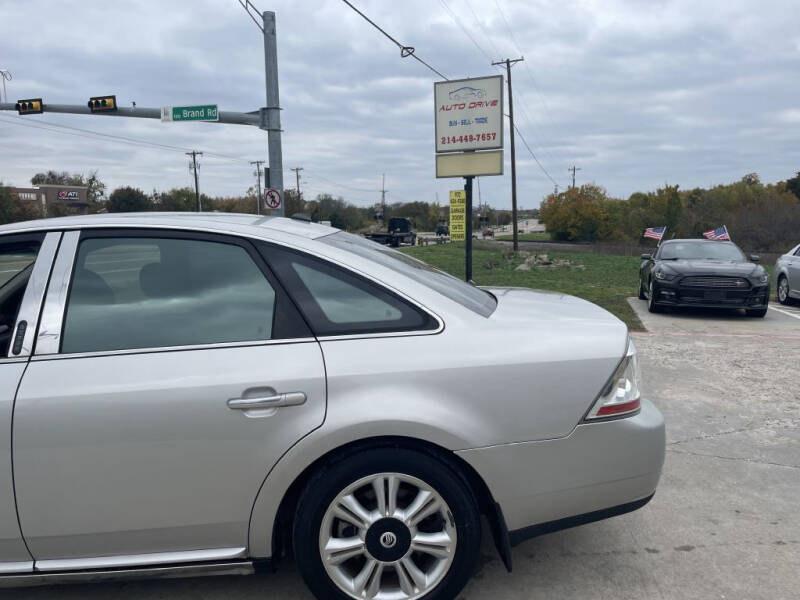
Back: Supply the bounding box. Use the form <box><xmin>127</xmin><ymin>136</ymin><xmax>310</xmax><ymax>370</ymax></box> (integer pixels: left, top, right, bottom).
<box><xmin>657</xmin><ymin>226</ymin><xmax>667</xmax><ymax>248</ymax></box>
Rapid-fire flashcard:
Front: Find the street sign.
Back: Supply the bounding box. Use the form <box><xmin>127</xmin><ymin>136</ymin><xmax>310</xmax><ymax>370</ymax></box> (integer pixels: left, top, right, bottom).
<box><xmin>161</xmin><ymin>104</ymin><xmax>219</xmax><ymax>122</ymax></box>
<box><xmin>449</xmin><ymin>190</ymin><xmax>466</xmax><ymax>241</ymax></box>
<box><xmin>264</xmin><ymin>188</ymin><xmax>282</xmax><ymax>210</ymax></box>
<box><xmin>435</xmin><ymin>76</ymin><xmax>503</xmax><ymax>154</ymax></box>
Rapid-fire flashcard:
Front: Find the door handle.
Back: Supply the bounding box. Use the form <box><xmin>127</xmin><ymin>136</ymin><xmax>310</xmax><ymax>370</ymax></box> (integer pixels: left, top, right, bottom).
<box><xmin>227</xmin><ymin>392</ymin><xmax>307</xmax><ymax>410</ymax></box>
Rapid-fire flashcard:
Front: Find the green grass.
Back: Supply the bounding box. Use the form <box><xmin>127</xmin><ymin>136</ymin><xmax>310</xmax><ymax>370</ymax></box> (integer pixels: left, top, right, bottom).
<box><xmin>402</xmin><ymin>243</ymin><xmax>644</xmax><ymax>330</ymax></box>
<box><xmin>494</xmin><ymin>232</ymin><xmax>551</xmax><ymax>242</ymax></box>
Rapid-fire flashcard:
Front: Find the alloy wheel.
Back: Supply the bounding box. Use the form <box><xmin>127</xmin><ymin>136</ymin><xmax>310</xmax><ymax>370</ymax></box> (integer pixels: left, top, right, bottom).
<box><xmin>318</xmin><ymin>472</ymin><xmax>457</xmax><ymax>600</ymax></box>
<box><xmin>778</xmin><ymin>278</ymin><xmax>789</xmax><ymax>304</ymax></box>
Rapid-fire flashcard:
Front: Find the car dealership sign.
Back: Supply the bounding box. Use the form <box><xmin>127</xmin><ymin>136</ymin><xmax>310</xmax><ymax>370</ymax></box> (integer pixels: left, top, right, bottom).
<box><xmin>434</xmin><ymin>75</ymin><xmax>503</xmax><ymax>154</ymax></box>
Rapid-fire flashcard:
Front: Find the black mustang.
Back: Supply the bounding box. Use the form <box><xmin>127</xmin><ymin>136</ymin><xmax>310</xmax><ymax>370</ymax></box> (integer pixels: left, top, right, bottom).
<box><xmin>638</xmin><ymin>239</ymin><xmax>770</xmax><ymax>317</ymax></box>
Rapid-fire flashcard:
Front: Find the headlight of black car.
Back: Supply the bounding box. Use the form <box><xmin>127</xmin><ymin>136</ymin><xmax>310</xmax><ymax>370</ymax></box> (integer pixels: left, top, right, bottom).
<box><xmin>654</xmin><ymin>269</ymin><xmax>676</xmax><ymax>281</ymax></box>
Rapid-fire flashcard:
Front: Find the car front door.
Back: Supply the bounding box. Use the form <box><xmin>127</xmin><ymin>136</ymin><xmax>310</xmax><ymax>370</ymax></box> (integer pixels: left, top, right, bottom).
<box><xmin>0</xmin><ymin>232</ymin><xmax>59</xmax><ymax>573</ymax></box>
<box><xmin>13</xmin><ymin>229</ymin><xmax>326</xmax><ymax>568</ymax></box>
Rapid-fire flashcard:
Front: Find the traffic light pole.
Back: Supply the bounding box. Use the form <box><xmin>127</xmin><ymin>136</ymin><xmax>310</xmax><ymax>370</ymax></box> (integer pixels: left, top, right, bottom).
<box><xmin>0</xmin><ymin>102</ymin><xmax>261</xmax><ymax>126</ymax></box>
<box><xmin>263</xmin><ymin>11</ymin><xmax>284</xmax><ymax>217</ymax></box>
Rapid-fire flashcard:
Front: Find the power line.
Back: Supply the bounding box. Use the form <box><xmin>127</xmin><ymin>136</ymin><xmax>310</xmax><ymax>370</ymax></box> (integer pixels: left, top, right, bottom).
<box><xmin>340</xmin><ymin>0</ymin><xmax>449</xmax><ymax>80</ymax></box>
<box><xmin>306</xmin><ymin>171</ymin><xmax>379</xmax><ymax>193</ymax></box>
<box><xmin>492</xmin><ymin>0</ymin><xmax>564</xmax><ymax>175</ymax></box>
<box><xmin>0</xmin><ymin>114</ymin><xmax>251</xmax><ymax>164</ymax></box>
<box><xmin>464</xmin><ymin>0</ymin><xmax>502</xmax><ymax>58</ymax></box>
<box><xmin>438</xmin><ymin>0</ymin><xmax>497</xmax><ymax>66</ymax></box>
<box><xmin>515</xmin><ymin>124</ymin><xmax>558</xmax><ymax>187</ymax></box>
<box><xmin>438</xmin><ymin>0</ymin><xmax>562</xmax><ymax>188</ymax></box>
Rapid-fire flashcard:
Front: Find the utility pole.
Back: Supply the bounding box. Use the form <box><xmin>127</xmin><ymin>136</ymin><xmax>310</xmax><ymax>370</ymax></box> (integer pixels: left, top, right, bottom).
<box><xmin>492</xmin><ymin>57</ymin><xmax>524</xmax><ymax>252</ymax></box>
<box><xmin>380</xmin><ymin>173</ymin><xmax>387</xmax><ymax>226</ymax></box>
<box><xmin>291</xmin><ymin>166</ymin><xmax>304</xmax><ymax>199</ymax></box>
<box><xmin>0</xmin><ymin>69</ymin><xmax>10</xmax><ymax>104</ymax></box>
<box><xmin>568</xmin><ymin>165</ymin><xmax>582</xmax><ymax>189</ymax></box>
<box><xmin>262</xmin><ymin>10</ymin><xmax>284</xmax><ymax>216</ymax></box>
<box><xmin>250</xmin><ymin>160</ymin><xmax>265</xmax><ymax>215</ymax></box>
<box><xmin>186</xmin><ymin>151</ymin><xmax>203</xmax><ymax>211</ymax></box>
<box><xmin>554</xmin><ymin>184</ymin><xmax>559</xmax><ymax>195</ymax></box>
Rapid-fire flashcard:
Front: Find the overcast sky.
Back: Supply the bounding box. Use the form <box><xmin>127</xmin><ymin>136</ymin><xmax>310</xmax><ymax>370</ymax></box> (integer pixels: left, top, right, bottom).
<box><xmin>1</xmin><ymin>0</ymin><xmax>799</xmax><ymax>209</ymax></box>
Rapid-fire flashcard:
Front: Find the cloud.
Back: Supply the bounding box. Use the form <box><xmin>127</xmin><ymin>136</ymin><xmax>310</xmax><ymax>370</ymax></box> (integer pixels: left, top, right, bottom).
<box><xmin>1</xmin><ymin>0</ymin><xmax>799</xmax><ymax>209</ymax></box>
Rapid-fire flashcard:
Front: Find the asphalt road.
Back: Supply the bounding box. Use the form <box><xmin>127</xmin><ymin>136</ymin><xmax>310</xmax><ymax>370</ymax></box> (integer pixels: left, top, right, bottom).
<box><xmin>15</xmin><ymin>301</ymin><xmax>800</xmax><ymax>599</ymax></box>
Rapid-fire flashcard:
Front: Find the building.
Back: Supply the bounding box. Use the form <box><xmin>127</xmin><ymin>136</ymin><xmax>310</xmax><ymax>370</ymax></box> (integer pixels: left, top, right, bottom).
<box><xmin>9</xmin><ymin>184</ymin><xmax>90</xmax><ymax>215</ymax></box>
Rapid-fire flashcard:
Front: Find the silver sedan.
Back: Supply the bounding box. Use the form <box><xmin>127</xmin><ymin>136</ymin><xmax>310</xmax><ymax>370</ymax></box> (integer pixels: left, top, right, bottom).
<box><xmin>0</xmin><ymin>214</ymin><xmax>664</xmax><ymax>599</ymax></box>
<box><xmin>775</xmin><ymin>243</ymin><xmax>800</xmax><ymax>305</ymax></box>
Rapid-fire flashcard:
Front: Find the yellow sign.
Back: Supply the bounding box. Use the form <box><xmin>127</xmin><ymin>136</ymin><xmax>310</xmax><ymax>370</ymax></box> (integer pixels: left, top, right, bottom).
<box><xmin>449</xmin><ymin>190</ymin><xmax>466</xmax><ymax>241</ymax></box>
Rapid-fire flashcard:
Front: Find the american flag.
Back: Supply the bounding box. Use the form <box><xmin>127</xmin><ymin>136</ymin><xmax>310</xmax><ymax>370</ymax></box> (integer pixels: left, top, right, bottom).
<box><xmin>703</xmin><ymin>225</ymin><xmax>731</xmax><ymax>241</ymax></box>
<box><xmin>643</xmin><ymin>226</ymin><xmax>666</xmax><ymax>240</ymax></box>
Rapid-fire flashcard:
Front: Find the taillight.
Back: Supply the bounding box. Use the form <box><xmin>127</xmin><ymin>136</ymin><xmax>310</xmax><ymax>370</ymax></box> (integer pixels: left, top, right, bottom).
<box><xmin>585</xmin><ymin>340</ymin><xmax>642</xmax><ymax>420</ymax></box>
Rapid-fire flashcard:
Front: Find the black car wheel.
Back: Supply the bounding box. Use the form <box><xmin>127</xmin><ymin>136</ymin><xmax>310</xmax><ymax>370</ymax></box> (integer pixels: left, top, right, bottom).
<box><xmin>746</xmin><ymin>307</ymin><xmax>768</xmax><ymax>318</ymax></box>
<box><xmin>638</xmin><ymin>277</ymin><xmax>646</xmax><ymax>300</ymax></box>
<box><xmin>647</xmin><ymin>280</ymin><xmax>663</xmax><ymax>313</ymax></box>
<box><xmin>777</xmin><ymin>276</ymin><xmax>794</xmax><ymax>305</ymax></box>
<box><xmin>293</xmin><ymin>446</ymin><xmax>481</xmax><ymax>600</ymax></box>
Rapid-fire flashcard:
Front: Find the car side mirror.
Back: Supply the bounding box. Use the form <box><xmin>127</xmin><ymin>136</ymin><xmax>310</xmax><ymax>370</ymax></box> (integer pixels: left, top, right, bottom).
<box><xmin>750</xmin><ymin>254</ymin><xmax>760</xmax><ymax>262</ymax></box>
<box><xmin>640</xmin><ymin>253</ymin><xmax>652</xmax><ymax>260</ymax></box>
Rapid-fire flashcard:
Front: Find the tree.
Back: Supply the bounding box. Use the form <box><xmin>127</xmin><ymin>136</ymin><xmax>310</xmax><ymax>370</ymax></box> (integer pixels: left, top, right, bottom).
<box><xmin>107</xmin><ymin>187</ymin><xmax>151</xmax><ymax>213</ymax></box>
<box><xmin>157</xmin><ymin>188</ymin><xmax>197</xmax><ymax>212</ymax></box>
<box><xmin>0</xmin><ymin>184</ymin><xmax>39</xmax><ymax>224</ymax></box>
<box><xmin>540</xmin><ymin>185</ymin><xmax>609</xmax><ymax>241</ymax></box>
<box><xmin>787</xmin><ymin>171</ymin><xmax>800</xmax><ymax>201</ymax></box>
<box><xmin>31</xmin><ymin>171</ymin><xmax>79</xmax><ymax>186</ymax></box>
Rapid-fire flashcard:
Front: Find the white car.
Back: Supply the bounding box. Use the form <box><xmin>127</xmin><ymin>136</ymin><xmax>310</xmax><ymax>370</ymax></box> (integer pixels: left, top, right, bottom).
<box><xmin>0</xmin><ymin>213</ymin><xmax>665</xmax><ymax>599</ymax></box>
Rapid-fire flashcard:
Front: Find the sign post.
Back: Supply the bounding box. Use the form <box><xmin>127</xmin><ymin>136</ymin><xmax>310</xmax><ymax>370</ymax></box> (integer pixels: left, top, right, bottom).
<box><xmin>435</xmin><ymin>75</ymin><xmax>504</xmax><ymax>281</ymax></box>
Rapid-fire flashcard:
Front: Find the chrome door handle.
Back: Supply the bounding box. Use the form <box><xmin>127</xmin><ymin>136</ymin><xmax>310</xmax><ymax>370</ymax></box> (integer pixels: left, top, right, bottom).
<box><xmin>227</xmin><ymin>392</ymin><xmax>307</xmax><ymax>410</ymax></box>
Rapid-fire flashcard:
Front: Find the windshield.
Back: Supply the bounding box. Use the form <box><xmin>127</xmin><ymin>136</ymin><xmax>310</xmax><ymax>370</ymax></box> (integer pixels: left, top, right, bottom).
<box><xmin>320</xmin><ymin>232</ymin><xmax>498</xmax><ymax>317</ymax></box>
<box><xmin>659</xmin><ymin>241</ymin><xmax>745</xmax><ymax>261</ymax></box>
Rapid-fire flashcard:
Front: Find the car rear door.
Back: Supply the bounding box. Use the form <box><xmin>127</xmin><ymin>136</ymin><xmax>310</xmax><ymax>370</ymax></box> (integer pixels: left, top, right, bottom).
<box><xmin>12</xmin><ymin>229</ymin><xmax>326</xmax><ymax>568</ymax></box>
<box><xmin>0</xmin><ymin>231</ymin><xmax>59</xmax><ymax>573</ymax></box>
<box><xmin>790</xmin><ymin>245</ymin><xmax>800</xmax><ymax>293</ymax></box>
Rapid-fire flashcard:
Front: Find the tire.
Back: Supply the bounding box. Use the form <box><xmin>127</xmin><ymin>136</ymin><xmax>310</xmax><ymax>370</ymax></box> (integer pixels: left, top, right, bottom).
<box><xmin>293</xmin><ymin>446</ymin><xmax>481</xmax><ymax>600</ymax></box>
<box><xmin>638</xmin><ymin>277</ymin><xmax>646</xmax><ymax>300</ymax></box>
<box><xmin>647</xmin><ymin>280</ymin><xmax>663</xmax><ymax>313</ymax></box>
<box><xmin>746</xmin><ymin>307</ymin><xmax>768</xmax><ymax>318</ymax></box>
<box><xmin>777</xmin><ymin>276</ymin><xmax>793</xmax><ymax>305</ymax></box>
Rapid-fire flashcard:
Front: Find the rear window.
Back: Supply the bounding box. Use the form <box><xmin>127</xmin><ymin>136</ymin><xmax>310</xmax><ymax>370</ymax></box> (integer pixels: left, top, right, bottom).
<box><xmin>319</xmin><ymin>232</ymin><xmax>497</xmax><ymax>317</ymax></box>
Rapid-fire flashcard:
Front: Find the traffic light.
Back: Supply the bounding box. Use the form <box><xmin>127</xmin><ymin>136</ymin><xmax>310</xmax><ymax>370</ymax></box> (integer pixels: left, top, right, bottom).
<box><xmin>88</xmin><ymin>95</ymin><xmax>117</xmax><ymax>113</ymax></box>
<box><xmin>14</xmin><ymin>98</ymin><xmax>43</xmax><ymax>115</ymax></box>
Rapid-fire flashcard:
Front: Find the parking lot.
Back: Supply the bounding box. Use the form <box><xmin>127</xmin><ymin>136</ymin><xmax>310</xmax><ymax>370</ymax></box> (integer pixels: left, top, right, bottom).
<box><xmin>16</xmin><ymin>301</ymin><xmax>800</xmax><ymax>600</ymax></box>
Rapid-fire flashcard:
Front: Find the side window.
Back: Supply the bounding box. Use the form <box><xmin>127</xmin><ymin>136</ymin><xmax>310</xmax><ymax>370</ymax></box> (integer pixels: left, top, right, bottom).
<box><xmin>0</xmin><ymin>240</ymin><xmax>40</xmax><ymax>356</ymax></box>
<box><xmin>262</xmin><ymin>245</ymin><xmax>437</xmax><ymax>336</ymax></box>
<box><xmin>62</xmin><ymin>237</ymin><xmax>278</xmax><ymax>353</ymax></box>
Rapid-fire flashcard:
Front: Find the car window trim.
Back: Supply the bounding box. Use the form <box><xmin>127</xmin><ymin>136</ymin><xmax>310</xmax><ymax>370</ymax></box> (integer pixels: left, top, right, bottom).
<box><xmin>29</xmin><ymin>336</ymin><xmax>319</xmax><ymax>362</ymax></box>
<box><xmin>35</xmin><ymin>228</ymin><xmax>313</xmax><ymax>357</ymax></box>
<box><xmin>257</xmin><ymin>241</ymin><xmax>444</xmax><ymax>339</ymax></box>
<box><xmin>9</xmin><ymin>232</ymin><xmax>61</xmax><ymax>358</ymax></box>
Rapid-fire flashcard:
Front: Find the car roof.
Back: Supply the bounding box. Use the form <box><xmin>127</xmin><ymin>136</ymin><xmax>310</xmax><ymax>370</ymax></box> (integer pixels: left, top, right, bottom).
<box><xmin>0</xmin><ymin>212</ymin><xmax>339</xmax><ymax>241</ymax></box>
